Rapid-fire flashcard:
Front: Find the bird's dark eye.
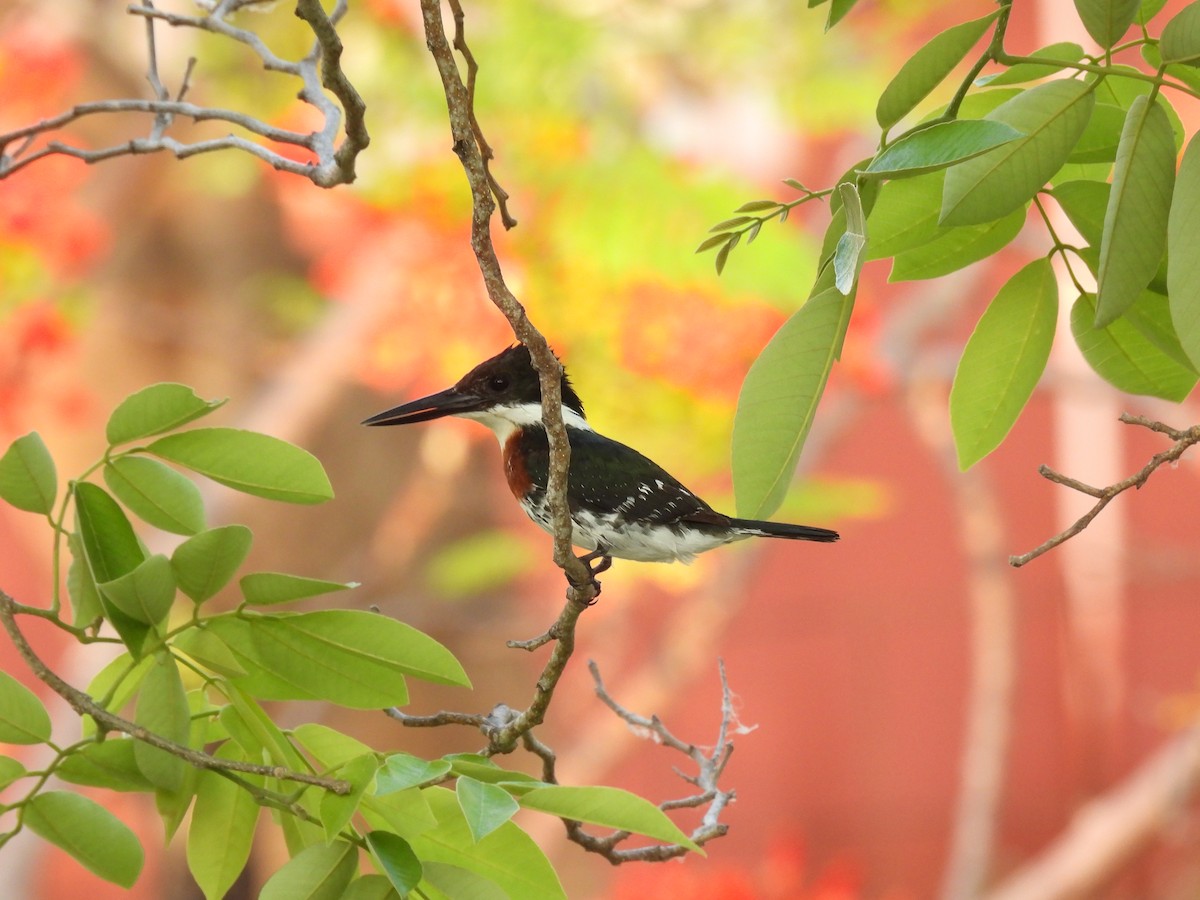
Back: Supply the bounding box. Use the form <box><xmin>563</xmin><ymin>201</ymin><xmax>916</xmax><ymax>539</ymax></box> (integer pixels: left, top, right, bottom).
<box><xmin>488</xmin><ymin>374</ymin><xmax>509</xmax><ymax>392</ymax></box>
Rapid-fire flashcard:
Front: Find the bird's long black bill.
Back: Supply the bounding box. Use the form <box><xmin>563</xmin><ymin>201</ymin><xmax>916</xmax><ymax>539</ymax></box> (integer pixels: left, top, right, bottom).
<box><xmin>729</xmin><ymin>518</ymin><xmax>840</xmax><ymax>542</ymax></box>
<box><xmin>362</xmin><ymin>387</ymin><xmax>485</xmax><ymax>426</ymax></box>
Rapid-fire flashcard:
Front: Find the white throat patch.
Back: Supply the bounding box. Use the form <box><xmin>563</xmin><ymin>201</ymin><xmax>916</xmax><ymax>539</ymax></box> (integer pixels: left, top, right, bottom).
<box><xmin>459</xmin><ymin>402</ymin><xmax>592</xmax><ymax>446</ymax></box>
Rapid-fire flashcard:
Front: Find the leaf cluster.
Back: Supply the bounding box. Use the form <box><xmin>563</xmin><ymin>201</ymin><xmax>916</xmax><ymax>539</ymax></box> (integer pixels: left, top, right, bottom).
<box><xmin>0</xmin><ymin>384</ymin><xmax>700</xmax><ymax>897</ymax></box>
<box><xmin>702</xmin><ymin>0</ymin><xmax>1200</xmax><ymax>512</ymax></box>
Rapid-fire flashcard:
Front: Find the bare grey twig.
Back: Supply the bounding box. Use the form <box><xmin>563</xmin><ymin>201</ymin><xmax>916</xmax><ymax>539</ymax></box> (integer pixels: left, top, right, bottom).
<box><xmin>1010</xmin><ymin>414</ymin><xmax>1200</xmax><ymax>567</ymax></box>
<box><xmin>0</xmin><ymin>1</ymin><xmax>367</xmax><ymax>187</ymax></box>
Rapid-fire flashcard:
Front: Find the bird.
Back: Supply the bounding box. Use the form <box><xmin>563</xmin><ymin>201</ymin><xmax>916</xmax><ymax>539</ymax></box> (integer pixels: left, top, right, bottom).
<box><xmin>363</xmin><ymin>345</ymin><xmax>838</xmax><ymax>588</ymax></box>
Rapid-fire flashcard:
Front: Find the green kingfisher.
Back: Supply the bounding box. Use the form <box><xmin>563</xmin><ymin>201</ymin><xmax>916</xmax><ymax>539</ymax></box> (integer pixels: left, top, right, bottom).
<box><xmin>364</xmin><ymin>345</ymin><xmax>838</xmax><ymax>578</ymax></box>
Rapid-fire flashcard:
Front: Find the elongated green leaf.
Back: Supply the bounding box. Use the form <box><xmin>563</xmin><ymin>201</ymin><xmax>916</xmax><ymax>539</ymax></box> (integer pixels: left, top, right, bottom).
<box><xmin>0</xmin><ymin>432</ymin><xmax>56</xmax><ymax>514</ymax></box>
<box><xmin>1122</xmin><ymin>290</ymin><xmax>1197</xmax><ymax>370</ymax></box>
<box><xmin>1053</xmin><ymin>179</ymin><xmax>1111</xmax><ymax>246</ymax></box>
<box><xmin>107</xmin><ymin>383</ymin><xmax>225</xmax><ymax>446</ymax></box>
<box><xmin>942</xmin><ymin>80</ymin><xmax>1095</xmax><ymax>225</ymax></box>
<box><xmin>75</xmin><ymin>483</ymin><xmax>151</xmax><ymax>655</ymax></box>
<box><xmin>445</xmin><ymin>753</ymin><xmax>543</xmax><ymax>787</ymax></box>
<box><xmin>320</xmin><ymin>754</ymin><xmax>379</xmax><ymax>842</ymax></box>
<box><xmin>343</xmin><ymin>874</ymin><xmax>404</xmax><ymax>900</ymax></box>
<box><xmin>240</xmin><ymin>572</ymin><xmax>359</xmax><ymax>606</ymax></box>
<box><xmin>293</xmin><ymin>723</ymin><xmax>375</xmax><ymax>770</ymax></box>
<box><xmin>825</xmin><ymin>0</ymin><xmax>859</xmax><ymax>29</ymax></box>
<box><xmin>1141</xmin><ymin>0</ymin><xmax>1172</xmax><ymax>26</ymax></box>
<box><xmin>520</xmin><ymin>785</ymin><xmax>701</xmax><ymax>852</ymax></box>
<box><xmin>260</xmin><ymin>841</ymin><xmax>357</xmax><ymax>900</ymax></box>
<box><xmin>832</xmin><ymin>183</ymin><xmax>867</xmax><ymax>295</ymax></box>
<box><xmin>421</xmin><ymin>863</ymin><xmax>508</xmax><ymax>900</ymax></box>
<box><xmin>409</xmin><ymin>787</ymin><xmax>566</xmax><ymax>900</ymax></box>
<box><xmin>1069</xmin><ymin>103</ymin><xmax>1128</xmax><ymax>163</ymax></box>
<box><xmin>1074</xmin><ymin>0</ymin><xmax>1140</xmax><ymax>46</ymax></box>
<box><xmin>1161</xmin><ymin>1</ymin><xmax>1200</xmax><ymax>63</ymax></box>
<box><xmin>66</xmin><ymin>532</ymin><xmax>103</xmax><ymax>628</ymax></box>
<box><xmin>188</xmin><ymin>745</ymin><xmax>260</xmax><ymax>900</ymax></box>
<box><xmin>99</xmin><ymin>554</ymin><xmax>176</xmax><ymax>626</ymax></box>
<box><xmin>25</xmin><ymin>791</ymin><xmax>144</xmax><ymax>888</ymax></box>
<box><xmin>1072</xmin><ymin>293</ymin><xmax>1198</xmax><ymax>399</ymax></box>
<box><xmin>367</xmin><ymin>832</ymin><xmax>423</xmax><ymax>896</ymax></box>
<box><xmin>864</xmin><ymin>120</ymin><xmax>1022</xmax><ymax>179</ymax></box>
<box><xmin>0</xmin><ymin>755</ymin><xmax>25</xmax><ymax>790</ymax></box>
<box><xmin>950</xmin><ymin>259</ymin><xmax>1058</xmax><ymax>469</ymax></box>
<box><xmin>866</xmin><ymin>172</ymin><xmax>945</xmax><ymax>259</ymax></box>
<box><xmin>104</xmin><ymin>456</ymin><xmax>205</xmax><ymax>535</ymax></box>
<box><xmin>889</xmin><ymin>206</ymin><xmax>1025</xmax><ymax>281</ymax></box>
<box><xmin>173</xmin><ymin>626</ymin><xmax>247</xmax><ymax>677</ymax></box>
<box><xmin>361</xmin><ymin>788</ymin><xmax>439</xmax><ymax>841</ymax></box>
<box><xmin>146</xmin><ymin>428</ymin><xmax>333</xmax><ymax>504</ymax></box>
<box><xmin>457</xmin><ymin>776</ymin><xmax>520</xmax><ymax>843</ymax></box>
<box><xmin>732</xmin><ymin>286</ymin><xmax>853</xmax><ymax>519</ymax></box>
<box><xmin>171</xmin><ymin>525</ymin><xmax>253</xmax><ymax>604</ymax></box>
<box><xmin>876</xmin><ymin>10</ymin><xmax>999</xmax><ymax>128</ymax></box>
<box><xmin>83</xmin><ymin>652</ymin><xmax>154</xmax><ymax>738</ymax></box>
<box><xmin>1169</xmin><ymin>132</ymin><xmax>1200</xmax><ymax>368</ymax></box>
<box><xmin>1095</xmin><ymin>96</ymin><xmax>1176</xmax><ymax>327</ymax></box>
<box><xmin>981</xmin><ymin>42</ymin><xmax>1085</xmax><ymax>86</ymax></box>
<box><xmin>377</xmin><ymin>753</ymin><xmax>453</xmax><ymax>795</ymax></box>
<box><xmin>0</xmin><ymin>670</ymin><xmax>51</xmax><ymax>744</ymax></box>
<box><xmin>134</xmin><ymin>650</ymin><xmax>190</xmax><ymax>792</ymax></box>
<box><xmin>57</xmin><ymin>739</ymin><xmax>155</xmax><ymax>792</ymax></box>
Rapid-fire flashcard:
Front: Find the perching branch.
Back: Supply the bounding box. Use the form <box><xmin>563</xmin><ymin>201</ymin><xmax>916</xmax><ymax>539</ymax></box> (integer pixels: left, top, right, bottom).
<box><xmin>415</xmin><ymin>0</ymin><xmax>592</xmax><ymax>598</ymax></box>
<box><xmin>0</xmin><ymin>1</ymin><xmax>368</xmax><ymax>187</ymax></box>
<box><xmin>1010</xmin><ymin>414</ymin><xmax>1200</xmax><ymax>567</ymax></box>
<box><xmin>524</xmin><ymin>660</ymin><xmax>739</xmax><ymax>863</ymax></box>
<box><xmin>0</xmin><ymin>590</ymin><xmax>350</xmax><ymax>794</ymax></box>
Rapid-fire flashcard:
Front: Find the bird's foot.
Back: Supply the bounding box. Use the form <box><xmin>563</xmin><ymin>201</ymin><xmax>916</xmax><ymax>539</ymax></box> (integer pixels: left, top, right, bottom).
<box><xmin>573</xmin><ymin>548</ymin><xmax>612</xmax><ymax>603</ymax></box>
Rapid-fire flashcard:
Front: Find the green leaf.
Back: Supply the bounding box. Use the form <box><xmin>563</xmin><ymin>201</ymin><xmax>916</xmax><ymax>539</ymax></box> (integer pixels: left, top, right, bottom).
<box><xmin>865</xmin><ymin>172</ymin><xmax>945</xmax><ymax>259</ymax></box>
<box><xmin>57</xmin><ymin>739</ymin><xmax>155</xmax><ymax>792</ymax></box>
<box><xmin>67</xmin><ymin>532</ymin><xmax>103</xmax><ymax>628</ymax></box>
<box><xmin>942</xmin><ymin>79</ymin><xmax>1095</xmax><ymax>225</ymax></box>
<box><xmin>361</xmin><ymin>787</ymin><xmax>439</xmax><ymax>839</ymax></box>
<box><xmin>1069</xmin><ymin>103</ymin><xmax>1128</xmax><ymax>163</ymax></box>
<box><xmin>825</xmin><ymin>0</ymin><xmax>859</xmax><ymax>29</ymax></box>
<box><xmin>208</xmin><ymin>610</ymin><xmax>469</xmax><ymax>708</ymax></box>
<box><xmin>950</xmin><ymin>259</ymin><xmax>1058</xmax><ymax>469</ymax></box>
<box><xmin>25</xmin><ymin>791</ymin><xmax>144</xmax><ymax>888</ymax></box>
<box><xmin>732</xmin><ymin>286</ymin><xmax>854</xmax><ymax>519</ymax></box>
<box><xmin>832</xmin><ymin>183</ymin><xmax>867</xmax><ymax>295</ymax></box>
<box><xmin>187</xmin><ymin>745</ymin><xmax>260</xmax><ymax>900</ymax></box>
<box><xmin>421</xmin><ymin>863</ymin><xmax>508</xmax><ymax>900</ymax></box>
<box><xmin>104</xmin><ymin>456</ymin><xmax>205</xmax><ymax>535</ymax></box>
<box><xmin>99</xmin><ymin>553</ymin><xmax>176</xmax><ymax>627</ymax></box>
<box><xmin>106</xmin><ymin>383</ymin><xmax>225</xmax><ymax>446</ymax></box>
<box><xmin>1169</xmin><ymin>132</ymin><xmax>1200</xmax><ymax>368</ymax></box>
<box><xmin>1140</xmin><ymin>0</ymin><xmax>1172</xmax><ymax>26</ymax></box>
<box><xmin>1072</xmin><ymin>293</ymin><xmax>1198</xmax><ymax>399</ymax></box>
<box><xmin>520</xmin><ymin>785</ymin><xmax>701</xmax><ymax>852</ymax></box>
<box><xmin>888</xmin><ymin>207</ymin><xmax>1025</xmax><ymax>281</ymax></box>
<box><xmin>171</xmin><ymin>524</ymin><xmax>253</xmax><ymax>604</ymax></box>
<box><xmin>444</xmin><ymin>754</ymin><xmax>543</xmax><ymax>787</ymax></box>
<box><xmin>1053</xmin><ymin>179</ymin><xmax>1111</xmax><ymax>246</ymax></box>
<box><xmin>293</xmin><ymin>723</ymin><xmax>376</xmax><ymax>770</ymax></box>
<box><xmin>0</xmin><ymin>432</ymin><xmax>56</xmax><ymax>514</ymax></box>
<box><xmin>409</xmin><ymin>787</ymin><xmax>566</xmax><ymax>900</ymax></box>
<box><xmin>133</xmin><ymin>650</ymin><xmax>190</xmax><ymax>792</ymax></box>
<box><xmin>876</xmin><ymin>10</ymin><xmax>999</xmax><ymax>128</ymax></box>
<box><xmin>980</xmin><ymin>42</ymin><xmax>1085</xmax><ymax>86</ymax></box>
<box><xmin>367</xmin><ymin>831</ymin><xmax>423</xmax><ymax>896</ymax></box>
<box><xmin>0</xmin><ymin>755</ymin><xmax>25</xmax><ymax>790</ymax></box>
<box><xmin>1074</xmin><ymin>0</ymin><xmax>1140</xmax><ymax>46</ymax></box>
<box><xmin>83</xmin><ymin>652</ymin><xmax>153</xmax><ymax>737</ymax></box>
<box><xmin>0</xmin><ymin>669</ymin><xmax>51</xmax><ymax>744</ymax></box>
<box><xmin>1122</xmin><ymin>290</ymin><xmax>1198</xmax><ymax>371</ymax></box>
<box><xmin>320</xmin><ymin>754</ymin><xmax>379</xmax><ymax>842</ymax></box>
<box><xmin>343</xmin><ymin>875</ymin><xmax>403</xmax><ymax>900</ymax></box>
<box><xmin>74</xmin><ymin>482</ymin><xmax>144</xmax><ymax>583</ymax></box>
<box><xmin>1161</xmin><ymin>0</ymin><xmax>1200</xmax><ymax>63</ymax></box>
<box><xmin>863</xmin><ymin>120</ymin><xmax>1023</xmax><ymax>178</ymax></box>
<box><xmin>239</xmin><ymin>572</ymin><xmax>359</xmax><ymax>606</ymax></box>
<box><xmin>75</xmin><ymin>483</ymin><xmax>151</xmax><ymax>655</ymax></box>
<box><xmin>457</xmin><ymin>776</ymin><xmax>520</xmax><ymax>843</ymax></box>
<box><xmin>173</xmin><ymin>626</ymin><xmax>247</xmax><ymax>677</ymax></box>
<box><xmin>146</xmin><ymin>428</ymin><xmax>333</xmax><ymax>504</ymax></box>
<box><xmin>260</xmin><ymin>841</ymin><xmax>357</xmax><ymax>900</ymax></box>
<box><xmin>1095</xmin><ymin>96</ymin><xmax>1176</xmax><ymax>327</ymax></box>
<box><xmin>377</xmin><ymin>753</ymin><xmax>453</xmax><ymax>795</ymax></box>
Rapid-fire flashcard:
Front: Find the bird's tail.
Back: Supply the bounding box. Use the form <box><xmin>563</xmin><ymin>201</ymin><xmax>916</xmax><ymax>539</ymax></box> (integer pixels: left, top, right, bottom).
<box><xmin>729</xmin><ymin>518</ymin><xmax>839</xmax><ymax>543</ymax></box>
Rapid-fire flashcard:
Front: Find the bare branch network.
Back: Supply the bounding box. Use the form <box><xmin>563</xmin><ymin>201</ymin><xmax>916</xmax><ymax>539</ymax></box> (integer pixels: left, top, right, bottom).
<box><xmin>0</xmin><ymin>0</ymin><xmax>368</xmax><ymax>187</ymax></box>
<box><xmin>1011</xmin><ymin>414</ymin><xmax>1200</xmax><ymax>567</ymax></box>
